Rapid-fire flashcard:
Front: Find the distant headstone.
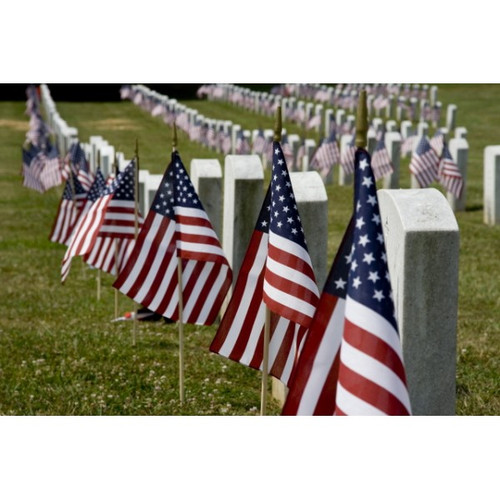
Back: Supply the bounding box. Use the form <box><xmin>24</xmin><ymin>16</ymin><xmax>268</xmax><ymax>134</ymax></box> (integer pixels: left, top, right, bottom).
<box><xmin>145</xmin><ymin>174</ymin><xmax>163</xmax><ymax>216</ymax></box>
<box><xmin>89</xmin><ymin>136</ymin><xmax>104</xmax><ymax>172</ymax></box>
<box><xmin>417</xmin><ymin>121</ymin><xmax>429</xmax><ymax>136</ymax></box>
<box><xmin>367</xmin><ymin>127</ymin><xmax>377</xmax><ymax>156</ymax></box>
<box><xmin>99</xmin><ymin>144</ymin><xmax>115</xmax><ymax>178</ymax></box>
<box><xmin>383</xmin><ymin>131</ymin><xmax>401</xmax><ymax>189</ymax></box>
<box><xmin>386</xmin><ymin>120</ymin><xmax>398</xmax><ymax>132</ymax></box>
<box><xmin>301</xmin><ymin>139</ymin><xmax>317</xmax><ymax>171</ymax></box>
<box><xmin>223</xmin><ymin>155</ymin><xmax>264</xmax><ymax>284</ymax></box>
<box><xmin>378</xmin><ymin>188</ymin><xmax>459</xmax><ymax>415</ymax></box>
<box><xmin>455</xmin><ymin>127</ymin><xmax>467</xmax><ymax>139</ymax></box>
<box><xmin>231</xmin><ymin>124</ymin><xmax>241</xmax><ymax>154</ymax></box>
<box><xmin>447</xmin><ymin>138</ymin><xmax>468</xmax><ymax>212</ymax></box>
<box><xmin>339</xmin><ymin>134</ymin><xmax>354</xmax><ymax>185</ymax></box>
<box><xmin>430</xmin><ymin>85</ymin><xmax>438</xmax><ymax>106</ymax></box>
<box><xmin>190</xmin><ymin>159</ymin><xmax>223</xmax><ymax>240</ymax></box>
<box><xmin>138</xmin><ymin>169</ymin><xmax>151</xmax><ymax>216</ymax></box>
<box><xmin>446</xmin><ymin>104</ymin><xmax>457</xmax><ymax>131</ymax></box>
<box><xmin>324</xmin><ymin>109</ymin><xmax>334</xmax><ymax>136</ymax></box>
<box><xmin>483</xmin><ymin>146</ymin><xmax>500</xmax><ymax>225</ymax></box>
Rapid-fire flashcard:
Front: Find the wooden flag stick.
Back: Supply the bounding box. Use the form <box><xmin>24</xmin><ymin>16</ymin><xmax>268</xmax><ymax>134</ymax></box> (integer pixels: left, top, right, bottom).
<box><xmin>95</xmin><ymin>150</ymin><xmax>102</xmax><ymax>297</ymax></box>
<box><xmin>132</xmin><ymin>139</ymin><xmax>140</xmax><ymax>346</ymax></box>
<box><xmin>260</xmin><ymin>306</ymin><xmax>271</xmax><ymax>416</ymax></box>
<box><xmin>260</xmin><ymin>105</ymin><xmax>282</xmax><ymax>416</ymax></box>
<box><xmin>355</xmin><ymin>89</ymin><xmax>368</xmax><ymax>149</ymax></box>
<box><xmin>113</xmin><ymin>153</ymin><xmax>119</xmax><ymax>318</ymax></box>
<box><xmin>172</xmin><ymin>123</ymin><xmax>185</xmax><ymax>404</ymax></box>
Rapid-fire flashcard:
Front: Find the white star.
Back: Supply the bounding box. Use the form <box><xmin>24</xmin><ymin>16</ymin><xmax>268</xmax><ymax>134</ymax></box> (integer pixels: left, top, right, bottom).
<box><xmin>281</xmin><ymin>169</ymin><xmax>287</xmax><ymax>176</ymax></box>
<box><xmin>287</xmin><ymin>217</ymin><xmax>293</xmax><ymax>223</ymax></box>
<box><xmin>377</xmin><ymin>232</ymin><xmax>384</xmax><ymax>244</ymax></box>
<box><xmin>274</xmin><ymin>211</ymin><xmax>279</xmax><ymax>217</ymax></box>
<box><xmin>356</xmin><ymin>200</ymin><xmax>362</xmax><ymax>212</ymax></box>
<box><xmin>372</xmin><ymin>213</ymin><xmax>381</xmax><ymax>225</ymax></box>
<box><xmin>291</xmin><ymin>228</ymin><xmax>298</xmax><ymax>234</ymax></box>
<box><xmin>334</xmin><ymin>277</ymin><xmax>346</xmax><ymax>289</ymax></box>
<box><xmin>368</xmin><ymin>271</ymin><xmax>380</xmax><ymax>283</ymax></box>
<box><xmin>367</xmin><ymin>195</ymin><xmax>377</xmax><ymax>206</ymax></box>
<box><xmin>274</xmin><ymin>148</ymin><xmax>280</xmax><ymax>155</ymax></box>
<box><xmin>279</xmin><ymin>195</ymin><xmax>285</xmax><ymax>202</ymax></box>
<box><xmin>373</xmin><ymin>290</ymin><xmax>384</xmax><ymax>301</ymax></box>
<box><xmin>282</xmin><ymin>206</ymin><xmax>289</xmax><ymax>213</ymax></box>
<box><xmin>273</xmin><ymin>174</ymin><xmax>278</xmax><ymax>181</ymax></box>
<box><xmin>359</xmin><ymin>234</ymin><xmax>370</xmax><ymax>247</ymax></box>
<box><xmin>261</xmin><ymin>220</ymin><xmax>268</xmax><ymax>227</ymax></box>
<box><xmin>276</xmin><ymin>185</ymin><xmax>281</xmax><ymax>192</ymax></box>
<box><xmin>363</xmin><ymin>253</ymin><xmax>375</xmax><ymax>265</ymax></box>
<box><xmin>277</xmin><ymin>221</ymin><xmax>283</xmax><ymax>228</ymax></box>
<box><xmin>362</xmin><ymin>176</ymin><xmax>373</xmax><ymax>188</ymax></box>
<box><xmin>352</xmin><ymin>277</ymin><xmax>362</xmax><ymax>289</ymax></box>
<box><xmin>385</xmin><ymin>271</ymin><xmax>391</xmax><ymax>281</ymax></box>
<box><xmin>381</xmin><ymin>252</ymin><xmax>387</xmax><ymax>263</ymax></box>
<box><xmin>359</xmin><ymin>158</ymin><xmax>369</xmax><ymax>171</ymax></box>
<box><xmin>350</xmin><ymin>260</ymin><xmax>358</xmax><ymax>272</ymax></box>
<box><xmin>356</xmin><ymin>217</ymin><xmax>365</xmax><ymax>229</ymax></box>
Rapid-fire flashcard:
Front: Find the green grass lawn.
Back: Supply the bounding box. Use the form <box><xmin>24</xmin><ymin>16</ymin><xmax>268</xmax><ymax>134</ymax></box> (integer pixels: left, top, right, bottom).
<box><xmin>0</xmin><ymin>84</ymin><xmax>499</xmax><ymax>415</ymax></box>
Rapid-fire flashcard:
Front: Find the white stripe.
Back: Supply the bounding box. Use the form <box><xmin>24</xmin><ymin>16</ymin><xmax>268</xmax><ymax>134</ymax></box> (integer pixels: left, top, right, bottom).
<box><xmin>263</xmin><ymin>280</ymin><xmax>316</xmax><ymax>319</ymax></box>
<box><xmin>102</xmin><ymin>212</ymin><xmax>136</xmax><ymax>221</ymax></box>
<box><xmin>107</xmin><ymin>200</ymin><xmax>136</xmax><ymax>209</ymax></box>
<box><xmin>345</xmin><ymin>298</ymin><xmax>404</xmax><ymax>360</ymax></box>
<box><xmin>177</xmin><ymin>240</ymin><xmax>226</xmax><ymax>258</ymax></box>
<box><xmin>99</xmin><ymin>225</ymin><xmax>136</xmax><ymax>234</ymax></box>
<box><xmin>335</xmin><ymin>382</ymin><xmax>386</xmax><ymax>416</ymax></box>
<box><xmin>339</xmin><ymin>340</ymin><xmax>411</xmax><ymax>412</ymax></box>
<box><xmin>176</xmin><ymin>206</ymin><xmax>210</xmax><ymax>221</ymax></box>
<box><xmin>163</xmin><ymin>260</ymin><xmax>196</xmax><ymax>319</ymax></box>
<box><xmin>176</xmin><ymin>223</ymin><xmax>218</xmax><ymax>239</ymax></box>
<box><xmin>296</xmin><ymin>298</ymin><xmax>346</xmax><ymax>415</ymax></box>
<box><xmin>145</xmin><ymin>251</ymin><xmax>178</xmax><ymax>312</ymax></box>
<box><xmin>239</xmin><ymin>302</ymin><xmax>266</xmax><ymax>366</ymax></box>
<box><xmin>266</xmin><ymin>316</ymin><xmax>290</xmax><ymax>369</ymax></box>
<box><xmin>266</xmin><ymin>255</ymin><xmax>318</xmax><ymax>295</ymax></box>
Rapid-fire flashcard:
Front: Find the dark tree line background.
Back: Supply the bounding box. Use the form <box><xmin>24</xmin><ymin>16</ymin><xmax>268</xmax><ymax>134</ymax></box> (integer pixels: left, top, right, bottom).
<box><xmin>1</xmin><ymin>84</ymin><xmax>276</xmax><ymax>101</ymax></box>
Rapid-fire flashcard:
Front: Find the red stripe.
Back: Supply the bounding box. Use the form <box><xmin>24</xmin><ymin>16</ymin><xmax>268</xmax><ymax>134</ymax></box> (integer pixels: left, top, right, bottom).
<box><xmin>263</xmin><ymin>292</ymin><xmax>312</xmax><ymax>327</ymax></box>
<box><xmin>185</xmin><ymin>262</ymin><xmax>219</xmax><ymax>324</ymax></box>
<box><xmin>176</xmin><ymin>214</ymin><xmax>212</xmax><ymax>228</ymax></box>
<box><xmin>264</xmin><ymin>267</ymin><xmax>319</xmax><ymax>307</ymax></box>
<box><xmin>267</xmin><ymin>243</ymin><xmax>316</xmax><ymax>284</ymax></box>
<box><xmin>204</xmin><ymin>270</ymin><xmax>232</xmax><ymax>325</ymax></box>
<box><xmin>269</xmin><ymin>319</ymin><xmax>295</xmax><ymax>381</ymax></box>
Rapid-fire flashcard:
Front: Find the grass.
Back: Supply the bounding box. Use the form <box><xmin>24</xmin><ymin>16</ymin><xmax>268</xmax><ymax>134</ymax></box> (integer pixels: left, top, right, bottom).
<box><xmin>0</xmin><ymin>84</ymin><xmax>499</xmax><ymax>415</ymax></box>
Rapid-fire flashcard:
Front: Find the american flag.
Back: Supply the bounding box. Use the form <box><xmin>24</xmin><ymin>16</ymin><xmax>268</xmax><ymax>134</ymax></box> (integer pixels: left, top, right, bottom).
<box><xmin>49</xmin><ymin>172</ymin><xmax>93</xmax><ymax>246</ymax></box>
<box><xmin>296</xmin><ymin>141</ymin><xmax>305</xmax><ymax>170</ymax></box>
<box><xmin>220</xmin><ymin>130</ymin><xmax>232</xmax><ymax>155</ymax></box>
<box><xmin>409</xmin><ymin>135</ymin><xmax>439</xmax><ymax>188</ymax></box>
<box><xmin>61</xmin><ymin>165</ymin><xmax>121</xmax><ymax>283</ymax></box>
<box><xmin>83</xmin><ymin>161</ymin><xmax>143</xmax><ymax>274</ymax></box>
<box><xmin>280</xmin><ymin>134</ymin><xmax>295</xmax><ymax>169</ymax></box>
<box><xmin>282</xmin><ymin>218</ymin><xmax>355</xmax><ymax>415</ymax></box>
<box><xmin>67</xmin><ymin>142</ymin><xmax>93</xmax><ymax>191</ymax></box>
<box><xmin>438</xmin><ymin>141</ymin><xmax>464</xmax><ymax>198</ymax></box>
<box><xmin>113</xmin><ymin>152</ymin><xmax>232</xmax><ymax>326</ymax></box>
<box><xmin>371</xmin><ymin>131</ymin><xmax>394</xmax><ymax>181</ymax></box>
<box><xmin>120</xmin><ymin>85</ymin><xmax>132</xmax><ymax>100</ymax></box>
<box><xmin>262</xmin><ymin>141</ymin><xmax>319</xmax><ymax>327</ymax></box>
<box><xmin>210</xmin><ymin>187</ymin><xmax>310</xmax><ymax>385</ymax></box>
<box><xmin>401</xmin><ymin>134</ymin><xmax>417</xmax><ymax>157</ymax></box>
<box><xmin>307</xmin><ymin>114</ymin><xmax>321</xmax><ymax>130</ymax></box>
<box><xmin>309</xmin><ymin>131</ymin><xmax>341</xmax><ymax>180</ymax></box>
<box><xmin>39</xmin><ymin>143</ymin><xmax>62</xmax><ymax>191</ymax></box>
<box><xmin>252</xmin><ymin>129</ymin><xmax>267</xmax><ymax>155</ymax></box>
<box><xmin>340</xmin><ymin>133</ymin><xmax>356</xmax><ymax>176</ymax></box>
<box><xmin>22</xmin><ymin>145</ymin><xmax>44</xmax><ymax>193</ymax></box>
<box><xmin>430</xmin><ymin>130</ymin><xmax>445</xmax><ymax>157</ymax></box>
<box><xmin>210</xmin><ymin>141</ymin><xmax>320</xmax><ymax>384</ymax></box>
<box><xmin>235</xmin><ymin>131</ymin><xmax>251</xmax><ymax>155</ymax></box>
<box><xmin>334</xmin><ymin>149</ymin><xmax>411</xmax><ymax>415</ymax></box>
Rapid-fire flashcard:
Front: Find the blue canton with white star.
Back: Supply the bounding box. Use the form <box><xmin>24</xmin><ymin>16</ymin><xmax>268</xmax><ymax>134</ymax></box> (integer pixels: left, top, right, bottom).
<box><xmin>150</xmin><ymin>152</ymin><xmax>203</xmax><ymax>220</ymax></box>
<box><xmin>103</xmin><ymin>161</ymin><xmax>135</xmax><ymax>198</ymax></box>
<box><xmin>348</xmin><ymin>149</ymin><xmax>398</xmax><ymax>331</ymax></box>
<box><xmin>270</xmin><ymin>141</ymin><xmax>309</xmax><ymax>251</ymax></box>
<box><xmin>254</xmin><ymin>186</ymin><xmax>271</xmax><ymax>234</ymax></box>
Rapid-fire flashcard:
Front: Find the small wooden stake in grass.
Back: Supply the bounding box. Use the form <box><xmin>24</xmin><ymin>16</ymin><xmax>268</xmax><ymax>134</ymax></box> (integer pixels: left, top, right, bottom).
<box><xmin>95</xmin><ymin>150</ymin><xmax>102</xmax><ymax>292</ymax></box>
<box><xmin>260</xmin><ymin>105</ymin><xmax>282</xmax><ymax>416</ymax></box>
<box><xmin>132</xmin><ymin>138</ymin><xmax>140</xmax><ymax>346</ymax></box>
<box><xmin>113</xmin><ymin>153</ymin><xmax>120</xmax><ymax>318</ymax></box>
<box><xmin>355</xmin><ymin>90</ymin><xmax>368</xmax><ymax>149</ymax></box>
<box><xmin>172</xmin><ymin>123</ymin><xmax>185</xmax><ymax>404</ymax></box>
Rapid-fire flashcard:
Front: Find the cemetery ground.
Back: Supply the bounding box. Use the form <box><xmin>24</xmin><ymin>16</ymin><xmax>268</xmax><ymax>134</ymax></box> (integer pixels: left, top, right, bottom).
<box><xmin>1</xmin><ymin>83</ymin><xmax>499</xmax><ymax>416</ymax></box>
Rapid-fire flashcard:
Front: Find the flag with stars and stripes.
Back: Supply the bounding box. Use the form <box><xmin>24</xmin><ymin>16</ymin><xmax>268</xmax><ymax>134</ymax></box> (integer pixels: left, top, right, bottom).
<box><xmin>39</xmin><ymin>143</ymin><xmax>62</xmax><ymax>191</ymax></box>
<box><xmin>335</xmin><ymin>149</ymin><xmax>411</xmax><ymax>415</ymax></box>
<box><xmin>113</xmin><ymin>151</ymin><xmax>232</xmax><ymax>326</ymax></box>
<box><xmin>438</xmin><ymin>141</ymin><xmax>464</xmax><ymax>198</ymax></box>
<box><xmin>22</xmin><ymin>145</ymin><xmax>45</xmax><ymax>193</ymax></box>
<box><xmin>252</xmin><ymin>129</ymin><xmax>267</xmax><ymax>155</ymax></box>
<box><xmin>340</xmin><ymin>133</ymin><xmax>356</xmax><ymax>176</ymax></box>
<box><xmin>61</xmin><ymin>167</ymin><xmax>117</xmax><ymax>283</ymax></box>
<box><xmin>49</xmin><ymin>172</ymin><xmax>92</xmax><ymax>246</ymax></box>
<box><xmin>309</xmin><ymin>131</ymin><xmax>341</xmax><ymax>180</ymax></box>
<box><xmin>409</xmin><ymin>135</ymin><xmax>439</xmax><ymax>188</ymax></box>
<box><xmin>66</xmin><ymin>142</ymin><xmax>94</xmax><ymax>191</ymax></box>
<box><xmin>210</xmin><ymin>142</ymin><xmax>319</xmax><ymax>385</ymax></box>
<box><xmin>235</xmin><ymin>131</ymin><xmax>251</xmax><ymax>155</ymax></box>
<box><xmin>371</xmin><ymin>131</ymin><xmax>394</xmax><ymax>181</ymax></box>
<box><xmin>429</xmin><ymin>130</ymin><xmax>445</xmax><ymax>157</ymax></box>
<box><xmin>83</xmin><ymin>161</ymin><xmax>143</xmax><ymax>275</ymax></box>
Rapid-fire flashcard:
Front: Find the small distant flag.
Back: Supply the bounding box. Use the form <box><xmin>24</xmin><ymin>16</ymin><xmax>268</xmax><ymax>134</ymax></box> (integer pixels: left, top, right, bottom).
<box><xmin>340</xmin><ymin>133</ymin><xmax>356</xmax><ymax>176</ymax></box>
<box><xmin>371</xmin><ymin>131</ymin><xmax>394</xmax><ymax>181</ymax></box>
<box><xmin>409</xmin><ymin>135</ymin><xmax>439</xmax><ymax>188</ymax></box>
<box><xmin>438</xmin><ymin>141</ymin><xmax>464</xmax><ymax>198</ymax></box>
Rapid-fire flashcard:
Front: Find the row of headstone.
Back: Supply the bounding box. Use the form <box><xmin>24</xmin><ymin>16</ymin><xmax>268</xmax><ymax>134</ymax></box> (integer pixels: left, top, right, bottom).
<box><xmin>484</xmin><ymin>146</ymin><xmax>500</xmax><ymax>226</ymax></box>
<box><xmin>39</xmin><ymin>85</ymin><xmax>78</xmax><ymax>156</ymax></box>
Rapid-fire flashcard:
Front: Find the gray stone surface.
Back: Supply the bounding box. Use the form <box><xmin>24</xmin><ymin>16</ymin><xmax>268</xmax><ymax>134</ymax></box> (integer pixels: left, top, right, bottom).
<box><xmin>301</xmin><ymin>139</ymin><xmax>316</xmax><ymax>171</ymax></box>
<box><xmin>383</xmin><ymin>131</ymin><xmax>401</xmax><ymax>189</ymax></box>
<box><xmin>483</xmin><ymin>146</ymin><xmax>500</xmax><ymax>225</ymax></box>
<box><xmin>223</xmin><ymin>155</ymin><xmax>264</xmax><ymax>284</ymax></box>
<box><xmin>455</xmin><ymin>126</ymin><xmax>467</xmax><ymax>139</ymax></box>
<box><xmin>446</xmin><ymin>104</ymin><xmax>457</xmax><ymax>131</ymax></box>
<box><xmin>447</xmin><ymin>138</ymin><xmax>468</xmax><ymax>212</ymax></box>
<box><xmin>190</xmin><ymin>159</ymin><xmax>223</xmax><ymax>240</ymax></box>
<box><xmin>145</xmin><ymin>174</ymin><xmax>163</xmax><ymax>216</ymax></box>
<box><xmin>339</xmin><ymin>134</ymin><xmax>353</xmax><ymax>185</ymax></box>
<box><xmin>378</xmin><ymin>188</ymin><xmax>459</xmax><ymax>415</ymax></box>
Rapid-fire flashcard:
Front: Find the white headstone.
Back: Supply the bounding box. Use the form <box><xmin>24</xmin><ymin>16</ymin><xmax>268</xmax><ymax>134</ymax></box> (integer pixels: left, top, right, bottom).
<box><xmin>386</xmin><ymin>120</ymin><xmax>398</xmax><ymax>132</ymax></box>
<box><xmin>99</xmin><ymin>144</ymin><xmax>115</xmax><ymax>178</ymax></box>
<box><xmin>417</xmin><ymin>121</ymin><xmax>429</xmax><ymax>136</ymax></box>
<box><xmin>367</xmin><ymin>128</ymin><xmax>377</xmax><ymax>156</ymax></box>
<box><xmin>378</xmin><ymin>188</ymin><xmax>459</xmax><ymax>415</ymax></box>
<box><xmin>145</xmin><ymin>174</ymin><xmax>163</xmax><ymax>216</ymax></box>
<box><xmin>446</xmin><ymin>104</ymin><xmax>457</xmax><ymax>131</ymax></box>
<box><xmin>190</xmin><ymin>159</ymin><xmax>223</xmax><ymax>240</ymax></box>
<box><xmin>339</xmin><ymin>134</ymin><xmax>353</xmax><ymax>185</ymax></box>
<box><xmin>301</xmin><ymin>139</ymin><xmax>316</xmax><ymax>172</ymax></box>
<box><xmin>223</xmin><ymin>155</ymin><xmax>264</xmax><ymax>283</ymax></box>
<box><xmin>324</xmin><ymin>109</ymin><xmax>334</xmax><ymax>136</ymax></box>
<box><xmin>137</xmin><ymin>169</ymin><xmax>151</xmax><ymax>216</ymax></box>
<box><xmin>383</xmin><ymin>132</ymin><xmax>401</xmax><ymax>189</ymax></box>
<box><xmin>447</xmin><ymin>138</ymin><xmax>468</xmax><ymax>212</ymax></box>
<box><xmin>483</xmin><ymin>146</ymin><xmax>500</xmax><ymax>225</ymax></box>
<box><xmin>231</xmin><ymin>124</ymin><xmax>241</xmax><ymax>155</ymax></box>
<box><xmin>455</xmin><ymin>127</ymin><xmax>467</xmax><ymax>139</ymax></box>
<box><xmin>89</xmin><ymin>136</ymin><xmax>104</xmax><ymax>172</ymax></box>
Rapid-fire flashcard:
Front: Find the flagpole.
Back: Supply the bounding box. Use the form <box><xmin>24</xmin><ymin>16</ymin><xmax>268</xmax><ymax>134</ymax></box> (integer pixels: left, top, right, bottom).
<box><xmin>356</xmin><ymin>90</ymin><xmax>368</xmax><ymax>149</ymax></box>
<box><xmin>96</xmin><ymin>150</ymin><xmax>102</xmax><ymax>292</ymax></box>
<box><xmin>114</xmin><ymin>153</ymin><xmax>119</xmax><ymax>318</ymax></box>
<box><xmin>260</xmin><ymin>105</ymin><xmax>282</xmax><ymax>416</ymax></box>
<box><xmin>132</xmin><ymin>139</ymin><xmax>140</xmax><ymax>346</ymax></box>
<box><xmin>172</xmin><ymin>122</ymin><xmax>185</xmax><ymax>404</ymax></box>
